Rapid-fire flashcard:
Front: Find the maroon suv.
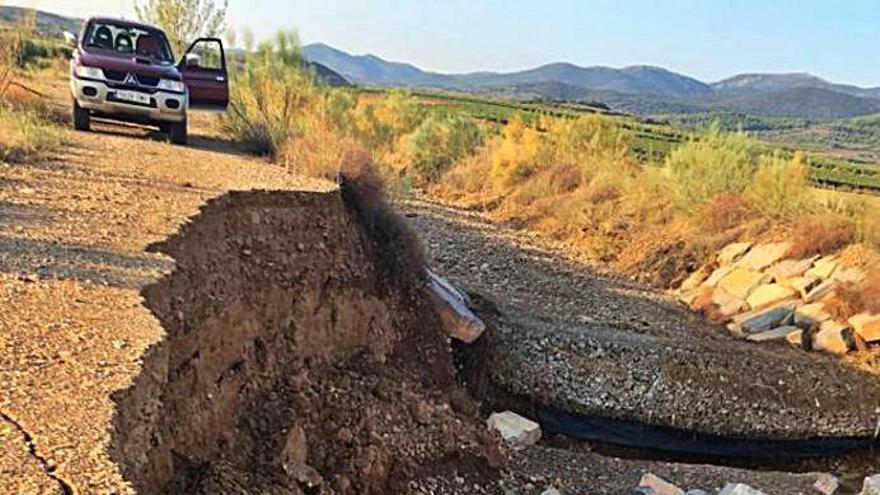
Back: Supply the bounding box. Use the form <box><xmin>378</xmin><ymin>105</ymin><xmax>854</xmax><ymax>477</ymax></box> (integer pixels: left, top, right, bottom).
<box><xmin>67</xmin><ymin>17</ymin><xmax>230</xmax><ymax>145</ymax></box>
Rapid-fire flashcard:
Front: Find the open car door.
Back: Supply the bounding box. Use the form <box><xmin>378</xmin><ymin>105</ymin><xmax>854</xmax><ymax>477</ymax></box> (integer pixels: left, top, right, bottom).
<box><xmin>179</xmin><ymin>38</ymin><xmax>229</xmax><ymax>111</ymax></box>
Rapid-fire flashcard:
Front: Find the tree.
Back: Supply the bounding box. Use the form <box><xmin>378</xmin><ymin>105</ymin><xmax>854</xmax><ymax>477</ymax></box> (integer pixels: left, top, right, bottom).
<box><xmin>134</xmin><ymin>0</ymin><xmax>229</xmax><ymax>58</ymax></box>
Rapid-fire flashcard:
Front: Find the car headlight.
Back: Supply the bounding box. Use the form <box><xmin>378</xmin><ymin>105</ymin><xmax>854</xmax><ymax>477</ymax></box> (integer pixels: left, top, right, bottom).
<box><xmin>157</xmin><ymin>79</ymin><xmax>186</xmax><ymax>93</ymax></box>
<box><xmin>74</xmin><ymin>65</ymin><xmax>104</xmax><ymax>80</ymax></box>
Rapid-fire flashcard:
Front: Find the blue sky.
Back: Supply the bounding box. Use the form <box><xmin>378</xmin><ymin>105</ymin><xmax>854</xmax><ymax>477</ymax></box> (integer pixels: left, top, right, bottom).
<box><xmin>13</xmin><ymin>0</ymin><xmax>880</xmax><ymax>86</ymax></box>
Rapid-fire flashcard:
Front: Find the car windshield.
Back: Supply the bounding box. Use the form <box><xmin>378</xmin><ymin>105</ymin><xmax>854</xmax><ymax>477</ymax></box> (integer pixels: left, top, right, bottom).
<box><xmin>83</xmin><ymin>20</ymin><xmax>175</xmax><ymax>63</ymax></box>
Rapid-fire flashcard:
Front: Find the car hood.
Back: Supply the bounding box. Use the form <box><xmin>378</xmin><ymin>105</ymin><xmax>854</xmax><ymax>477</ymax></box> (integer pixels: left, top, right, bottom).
<box><xmin>78</xmin><ymin>49</ymin><xmax>181</xmax><ymax>80</ymax></box>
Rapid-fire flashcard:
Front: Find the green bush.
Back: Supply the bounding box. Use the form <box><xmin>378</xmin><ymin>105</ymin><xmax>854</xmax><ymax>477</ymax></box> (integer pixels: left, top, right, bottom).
<box><xmin>747</xmin><ymin>152</ymin><xmax>814</xmax><ymax>217</ymax></box>
<box><xmin>408</xmin><ymin>115</ymin><xmax>482</xmax><ymax>182</ymax></box>
<box><xmin>219</xmin><ymin>30</ymin><xmax>322</xmax><ymax>155</ymax></box>
<box><xmin>664</xmin><ymin>123</ymin><xmax>758</xmax><ymax>210</ymax></box>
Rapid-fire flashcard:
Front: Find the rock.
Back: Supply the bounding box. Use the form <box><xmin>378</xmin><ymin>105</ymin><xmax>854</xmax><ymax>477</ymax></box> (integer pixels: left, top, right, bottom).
<box><xmin>278</xmin><ymin>424</ymin><xmax>308</xmax><ymax>468</ymax></box>
<box><xmin>286</xmin><ymin>462</ymin><xmax>323</xmax><ymax>490</ymax></box>
<box><xmin>541</xmin><ymin>489</ymin><xmax>562</xmax><ymax>495</ymax></box>
<box><xmin>813</xmin><ymin>322</ymin><xmax>851</xmax><ymax>355</ymax></box>
<box><xmin>410</xmin><ymin>399</ymin><xmax>433</xmax><ymax>425</ymax></box>
<box><xmin>718</xmin><ymin>268</ymin><xmax>767</xmax><ymax>299</ymax></box>
<box><xmin>712</xmin><ymin>289</ymin><xmax>747</xmax><ymax>318</ymax></box>
<box><xmin>849</xmin><ymin>313</ymin><xmax>880</xmax><ymax>342</ymax></box>
<box><xmin>747</xmin><ymin>325</ymin><xmax>801</xmax><ymax>343</ymax></box>
<box><xmin>767</xmin><ymin>258</ymin><xmax>814</xmax><ymax>280</ymax></box>
<box><xmin>685</xmin><ymin>491</ymin><xmax>709</xmax><ymax>495</ymax></box>
<box><xmin>806</xmin><ymin>257</ymin><xmax>838</xmax><ymax>280</ymax></box>
<box><xmin>795</xmin><ymin>302</ymin><xmax>832</xmax><ymax>328</ymax></box>
<box><xmin>833</xmin><ymin>266</ymin><xmax>865</xmax><ymax>284</ymax></box>
<box><xmin>861</xmin><ymin>475</ymin><xmax>880</xmax><ymax>495</ymax></box>
<box><xmin>780</xmin><ymin>275</ymin><xmax>822</xmax><ymax>299</ymax></box>
<box><xmin>487</xmin><ymin>411</ymin><xmax>541</xmax><ymax>446</ymax></box>
<box><xmin>719</xmin><ymin>483</ymin><xmax>767</xmax><ymax>495</ymax></box>
<box><xmin>704</xmin><ymin>265</ymin><xmax>735</xmax><ymax>287</ymax></box>
<box><xmin>746</xmin><ymin>284</ymin><xmax>797</xmax><ymax>311</ymax></box>
<box><xmin>814</xmin><ymin>473</ymin><xmax>839</xmax><ymax>495</ymax></box>
<box><xmin>680</xmin><ymin>266</ymin><xmax>713</xmax><ymax>292</ymax></box>
<box><xmin>735</xmin><ymin>242</ymin><xmax>791</xmax><ymax>271</ymax></box>
<box><xmin>729</xmin><ymin>302</ymin><xmax>797</xmax><ymax>335</ymax></box>
<box><xmin>637</xmin><ymin>473</ymin><xmax>684</xmax><ymax>495</ymax></box>
<box><xmin>805</xmin><ymin>280</ymin><xmax>838</xmax><ymax>304</ymax></box>
<box><xmin>718</xmin><ymin>242</ymin><xmax>752</xmax><ymax>265</ymax></box>
<box><xmin>787</xmin><ymin>328</ymin><xmax>805</xmax><ymax>347</ymax></box>
<box><xmin>678</xmin><ymin>289</ymin><xmax>701</xmax><ymax>307</ymax></box>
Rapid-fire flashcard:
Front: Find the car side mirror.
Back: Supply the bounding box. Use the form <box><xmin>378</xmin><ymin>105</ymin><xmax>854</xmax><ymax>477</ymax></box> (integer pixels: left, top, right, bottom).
<box><xmin>63</xmin><ymin>31</ymin><xmax>77</xmax><ymax>48</ymax></box>
<box><xmin>183</xmin><ymin>53</ymin><xmax>201</xmax><ymax>68</ymax></box>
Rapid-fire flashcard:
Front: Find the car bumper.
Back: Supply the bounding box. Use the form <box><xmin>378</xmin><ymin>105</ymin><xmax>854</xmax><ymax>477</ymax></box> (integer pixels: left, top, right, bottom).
<box><xmin>71</xmin><ymin>76</ymin><xmax>187</xmax><ymax>123</ymax></box>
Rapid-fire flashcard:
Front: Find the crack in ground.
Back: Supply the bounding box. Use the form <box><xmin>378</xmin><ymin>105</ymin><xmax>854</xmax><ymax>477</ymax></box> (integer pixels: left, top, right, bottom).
<box><xmin>1</xmin><ymin>411</ymin><xmax>75</xmax><ymax>495</ymax></box>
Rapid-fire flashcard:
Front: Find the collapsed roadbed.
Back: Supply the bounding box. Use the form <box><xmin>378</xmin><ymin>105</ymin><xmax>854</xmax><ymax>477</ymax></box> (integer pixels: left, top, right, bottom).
<box><xmin>111</xmin><ymin>188</ymin><xmax>501</xmax><ymax>494</ymax></box>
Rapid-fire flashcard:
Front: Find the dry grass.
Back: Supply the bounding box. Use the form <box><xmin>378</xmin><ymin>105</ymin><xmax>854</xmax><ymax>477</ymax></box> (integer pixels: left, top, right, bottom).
<box><xmin>786</xmin><ymin>215</ymin><xmax>855</xmax><ymax>258</ymax></box>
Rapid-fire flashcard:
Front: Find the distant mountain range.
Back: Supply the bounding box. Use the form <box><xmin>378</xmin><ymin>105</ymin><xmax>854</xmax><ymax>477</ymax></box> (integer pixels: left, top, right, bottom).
<box><xmin>0</xmin><ymin>5</ymin><xmax>80</xmax><ymax>35</ymax></box>
<box><xmin>303</xmin><ymin>43</ymin><xmax>880</xmax><ymax>121</ymax></box>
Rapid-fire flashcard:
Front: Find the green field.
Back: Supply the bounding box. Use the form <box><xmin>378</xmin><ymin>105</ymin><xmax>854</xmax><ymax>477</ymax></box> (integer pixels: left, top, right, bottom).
<box><xmin>364</xmin><ymin>88</ymin><xmax>880</xmax><ymax>193</ymax></box>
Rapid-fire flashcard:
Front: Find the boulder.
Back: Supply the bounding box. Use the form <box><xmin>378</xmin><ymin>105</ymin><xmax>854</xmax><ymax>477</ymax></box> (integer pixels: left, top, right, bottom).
<box><xmin>718</xmin><ymin>242</ymin><xmax>752</xmax><ymax>265</ymax></box>
<box><xmin>786</xmin><ymin>328</ymin><xmax>805</xmax><ymax>347</ymax></box>
<box><xmin>719</xmin><ymin>483</ymin><xmax>766</xmax><ymax>495</ymax></box>
<box><xmin>813</xmin><ymin>322</ymin><xmax>851</xmax><ymax>355</ymax></box>
<box><xmin>680</xmin><ymin>265</ymin><xmax>713</xmax><ymax>292</ymax></box>
<box><xmin>540</xmin><ymin>489</ymin><xmax>562</xmax><ymax>495</ymax></box>
<box><xmin>637</xmin><ymin>473</ymin><xmax>684</xmax><ymax>495</ymax></box>
<box><xmin>805</xmin><ymin>280</ymin><xmax>838</xmax><ymax>304</ymax></box>
<box><xmin>735</xmin><ymin>242</ymin><xmax>791</xmax><ymax>271</ymax></box>
<box><xmin>806</xmin><ymin>257</ymin><xmax>838</xmax><ymax>280</ymax></box>
<box><xmin>766</xmin><ymin>258</ymin><xmax>814</xmax><ymax>280</ymax></box>
<box><xmin>747</xmin><ymin>325</ymin><xmax>801</xmax><ymax>343</ymax></box>
<box><xmin>746</xmin><ymin>284</ymin><xmax>797</xmax><ymax>311</ymax></box>
<box><xmin>729</xmin><ymin>302</ymin><xmax>798</xmax><ymax>335</ymax></box>
<box><xmin>712</xmin><ymin>289</ymin><xmax>747</xmax><ymax>318</ymax></box>
<box><xmin>794</xmin><ymin>302</ymin><xmax>832</xmax><ymax>328</ymax></box>
<box><xmin>814</xmin><ymin>473</ymin><xmax>839</xmax><ymax>495</ymax></box>
<box><xmin>487</xmin><ymin>411</ymin><xmax>541</xmax><ymax>446</ymax></box>
<box><xmin>718</xmin><ymin>268</ymin><xmax>767</xmax><ymax>299</ymax></box>
<box><xmin>849</xmin><ymin>313</ymin><xmax>880</xmax><ymax>342</ymax></box>
<box><xmin>780</xmin><ymin>275</ymin><xmax>822</xmax><ymax>299</ymax></box>
<box><xmin>704</xmin><ymin>265</ymin><xmax>735</xmax><ymax>287</ymax></box>
<box><xmin>861</xmin><ymin>475</ymin><xmax>880</xmax><ymax>495</ymax></box>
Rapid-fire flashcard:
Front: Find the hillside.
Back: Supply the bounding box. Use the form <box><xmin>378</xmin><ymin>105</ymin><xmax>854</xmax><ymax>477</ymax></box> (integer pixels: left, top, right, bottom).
<box><xmin>303</xmin><ymin>43</ymin><xmax>880</xmax><ymax>121</ymax></box>
<box><xmin>0</xmin><ymin>5</ymin><xmax>80</xmax><ymax>35</ymax></box>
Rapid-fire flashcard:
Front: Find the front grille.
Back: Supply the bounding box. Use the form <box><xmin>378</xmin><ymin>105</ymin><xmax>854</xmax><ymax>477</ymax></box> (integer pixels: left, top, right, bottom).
<box><xmin>136</xmin><ymin>74</ymin><xmax>159</xmax><ymax>87</ymax></box>
<box><xmin>104</xmin><ymin>69</ymin><xmax>126</xmax><ymax>81</ymax></box>
<box><xmin>101</xmin><ymin>70</ymin><xmax>160</xmax><ymax>87</ymax></box>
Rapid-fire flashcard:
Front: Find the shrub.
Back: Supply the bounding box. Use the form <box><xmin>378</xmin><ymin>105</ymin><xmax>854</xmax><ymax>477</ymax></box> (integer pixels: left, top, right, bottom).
<box><xmin>697</xmin><ymin>193</ymin><xmax>751</xmax><ymax>233</ymax></box>
<box><xmin>489</xmin><ymin>117</ymin><xmax>549</xmax><ymax>188</ymax></box>
<box><xmin>279</xmin><ymin>124</ymin><xmax>368</xmax><ymax>183</ymax></box>
<box><xmin>786</xmin><ymin>215</ymin><xmax>856</xmax><ymax>258</ymax></box>
<box><xmin>220</xmin><ymin>31</ymin><xmax>322</xmax><ymax>155</ymax></box>
<box><xmin>664</xmin><ymin>123</ymin><xmax>757</xmax><ymax>211</ymax></box>
<box><xmin>353</xmin><ymin>91</ymin><xmax>424</xmax><ymax>151</ymax></box>
<box><xmin>408</xmin><ymin>114</ymin><xmax>482</xmax><ymax>183</ymax></box>
<box><xmin>747</xmin><ymin>152</ymin><xmax>813</xmax><ymax>217</ymax></box>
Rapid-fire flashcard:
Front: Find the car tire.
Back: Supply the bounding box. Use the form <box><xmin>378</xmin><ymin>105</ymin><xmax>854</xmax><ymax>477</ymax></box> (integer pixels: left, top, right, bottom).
<box><xmin>73</xmin><ymin>100</ymin><xmax>90</xmax><ymax>131</ymax></box>
<box><xmin>169</xmin><ymin>119</ymin><xmax>187</xmax><ymax>145</ymax></box>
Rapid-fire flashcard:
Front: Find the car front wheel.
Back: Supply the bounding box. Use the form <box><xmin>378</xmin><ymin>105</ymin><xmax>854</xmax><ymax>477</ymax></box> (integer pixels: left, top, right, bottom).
<box><xmin>168</xmin><ymin>119</ymin><xmax>187</xmax><ymax>145</ymax></box>
<box><xmin>73</xmin><ymin>99</ymin><xmax>90</xmax><ymax>131</ymax></box>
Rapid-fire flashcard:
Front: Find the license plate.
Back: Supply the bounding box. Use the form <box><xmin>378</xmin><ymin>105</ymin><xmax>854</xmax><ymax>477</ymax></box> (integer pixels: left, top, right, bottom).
<box><xmin>114</xmin><ymin>90</ymin><xmax>151</xmax><ymax>105</ymax></box>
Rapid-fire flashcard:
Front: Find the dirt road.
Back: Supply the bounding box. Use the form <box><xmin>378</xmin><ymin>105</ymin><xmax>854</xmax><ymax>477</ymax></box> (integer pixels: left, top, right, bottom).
<box><xmin>0</xmin><ymin>116</ymin><xmax>330</xmax><ymax>493</ymax></box>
